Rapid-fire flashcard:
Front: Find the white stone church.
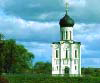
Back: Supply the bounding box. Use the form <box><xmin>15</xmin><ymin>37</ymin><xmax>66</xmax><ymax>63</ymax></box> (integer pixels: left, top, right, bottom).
<box><xmin>51</xmin><ymin>1</ymin><xmax>81</xmax><ymax>76</ymax></box>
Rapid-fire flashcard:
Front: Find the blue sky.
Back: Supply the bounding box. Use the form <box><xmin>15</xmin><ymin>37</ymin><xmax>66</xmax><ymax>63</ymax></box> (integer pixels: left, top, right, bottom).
<box><xmin>0</xmin><ymin>0</ymin><xmax>100</xmax><ymax>67</ymax></box>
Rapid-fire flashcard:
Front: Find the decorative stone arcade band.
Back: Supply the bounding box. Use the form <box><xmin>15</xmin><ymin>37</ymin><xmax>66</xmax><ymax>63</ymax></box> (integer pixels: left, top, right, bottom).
<box><xmin>61</xmin><ymin>31</ymin><xmax>72</xmax><ymax>40</ymax></box>
<box><xmin>55</xmin><ymin>49</ymin><xmax>78</xmax><ymax>59</ymax></box>
<box><xmin>55</xmin><ymin>49</ymin><xmax>68</xmax><ymax>59</ymax></box>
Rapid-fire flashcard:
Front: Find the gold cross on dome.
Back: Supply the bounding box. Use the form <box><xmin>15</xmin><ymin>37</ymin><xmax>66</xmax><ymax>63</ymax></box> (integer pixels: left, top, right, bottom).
<box><xmin>66</xmin><ymin>0</ymin><xmax>69</xmax><ymax>11</ymax></box>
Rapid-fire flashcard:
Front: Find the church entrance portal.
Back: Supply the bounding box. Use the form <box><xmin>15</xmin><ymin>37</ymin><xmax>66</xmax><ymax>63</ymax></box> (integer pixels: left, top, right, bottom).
<box><xmin>64</xmin><ymin>66</ymin><xmax>69</xmax><ymax>75</ymax></box>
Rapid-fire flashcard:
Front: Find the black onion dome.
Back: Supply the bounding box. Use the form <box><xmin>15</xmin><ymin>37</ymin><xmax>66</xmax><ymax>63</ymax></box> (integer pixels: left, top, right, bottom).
<box><xmin>59</xmin><ymin>14</ymin><xmax>74</xmax><ymax>27</ymax></box>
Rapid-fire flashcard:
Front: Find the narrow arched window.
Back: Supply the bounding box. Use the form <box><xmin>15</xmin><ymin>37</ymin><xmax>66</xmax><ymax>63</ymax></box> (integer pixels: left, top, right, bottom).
<box><xmin>75</xmin><ymin>66</ymin><xmax>77</xmax><ymax>70</ymax></box>
<box><xmin>70</xmin><ymin>31</ymin><xmax>72</xmax><ymax>40</ymax></box>
<box><xmin>57</xmin><ymin>66</ymin><xmax>58</xmax><ymax>70</ymax></box>
<box><xmin>66</xmin><ymin>31</ymin><xmax>68</xmax><ymax>40</ymax></box>
<box><xmin>61</xmin><ymin>31</ymin><xmax>63</xmax><ymax>40</ymax></box>
<box><xmin>56</xmin><ymin>50</ymin><xmax>58</xmax><ymax>58</ymax></box>
<box><xmin>66</xmin><ymin>50</ymin><xmax>68</xmax><ymax>58</ymax></box>
<box><xmin>75</xmin><ymin>50</ymin><xmax>77</xmax><ymax>58</ymax></box>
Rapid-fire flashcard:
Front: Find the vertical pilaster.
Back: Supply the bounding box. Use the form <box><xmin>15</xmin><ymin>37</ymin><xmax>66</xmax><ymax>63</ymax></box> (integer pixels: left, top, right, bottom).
<box><xmin>79</xmin><ymin>44</ymin><xmax>81</xmax><ymax>75</ymax></box>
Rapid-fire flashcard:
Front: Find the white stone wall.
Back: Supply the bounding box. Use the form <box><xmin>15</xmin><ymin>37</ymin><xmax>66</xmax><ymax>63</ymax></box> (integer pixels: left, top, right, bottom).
<box><xmin>52</xmin><ymin>42</ymin><xmax>81</xmax><ymax>75</ymax></box>
<box><xmin>70</xmin><ymin>43</ymin><xmax>81</xmax><ymax>75</ymax></box>
<box><xmin>52</xmin><ymin>44</ymin><xmax>60</xmax><ymax>74</ymax></box>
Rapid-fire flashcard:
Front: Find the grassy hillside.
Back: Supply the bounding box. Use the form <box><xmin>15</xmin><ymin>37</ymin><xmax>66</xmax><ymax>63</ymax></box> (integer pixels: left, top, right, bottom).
<box><xmin>2</xmin><ymin>74</ymin><xmax>100</xmax><ymax>83</ymax></box>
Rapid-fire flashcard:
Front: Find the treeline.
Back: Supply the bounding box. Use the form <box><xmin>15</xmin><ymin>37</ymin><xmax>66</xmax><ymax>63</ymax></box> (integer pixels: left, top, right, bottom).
<box><xmin>0</xmin><ymin>34</ymin><xmax>34</xmax><ymax>74</ymax></box>
<box><xmin>33</xmin><ymin>62</ymin><xmax>52</xmax><ymax>74</ymax></box>
<box><xmin>82</xmin><ymin>68</ymin><xmax>100</xmax><ymax>77</ymax></box>
<box><xmin>33</xmin><ymin>62</ymin><xmax>100</xmax><ymax>77</ymax></box>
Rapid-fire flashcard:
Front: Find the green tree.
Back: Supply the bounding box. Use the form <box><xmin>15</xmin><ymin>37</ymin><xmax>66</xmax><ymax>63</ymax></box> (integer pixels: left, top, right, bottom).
<box><xmin>82</xmin><ymin>68</ymin><xmax>94</xmax><ymax>76</ymax></box>
<box><xmin>94</xmin><ymin>68</ymin><xmax>100</xmax><ymax>76</ymax></box>
<box><xmin>3</xmin><ymin>39</ymin><xmax>16</xmax><ymax>73</ymax></box>
<box><xmin>0</xmin><ymin>33</ymin><xmax>35</xmax><ymax>74</ymax></box>
<box><xmin>0</xmin><ymin>33</ymin><xmax>4</xmax><ymax>75</ymax></box>
<box><xmin>33</xmin><ymin>62</ymin><xmax>51</xmax><ymax>74</ymax></box>
<box><xmin>0</xmin><ymin>33</ymin><xmax>4</xmax><ymax>40</ymax></box>
<box><xmin>13</xmin><ymin>44</ymin><xmax>34</xmax><ymax>73</ymax></box>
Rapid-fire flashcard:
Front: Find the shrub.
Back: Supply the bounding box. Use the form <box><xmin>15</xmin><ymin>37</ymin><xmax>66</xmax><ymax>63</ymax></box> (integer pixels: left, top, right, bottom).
<box><xmin>0</xmin><ymin>76</ymin><xmax>9</xmax><ymax>83</ymax></box>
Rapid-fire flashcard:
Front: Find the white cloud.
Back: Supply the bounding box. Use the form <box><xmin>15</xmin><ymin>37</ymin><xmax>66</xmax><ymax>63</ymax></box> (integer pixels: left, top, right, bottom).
<box><xmin>0</xmin><ymin>12</ymin><xmax>60</xmax><ymax>42</ymax></box>
<box><xmin>38</xmin><ymin>13</ymin><xmax>49</xmax><ymax>20</ymax></box>
<box><xmin>0</xmin><ymin>0</ymin><xmax>99</xmax><ymax>23</ymax></box>
<box><xmin>74</xmin><ymin>23</ymin><xmax>100</xmax><ymax>42</ymax></box>
<box><xmin>63</xmin><ymin>0</ymin><xmax>86</xmax><ymax>8</ymax></box>
<box><xmin>70</xmin><ymin>0</ymin><xmax>86</xmax><ymax>8</ymax></box>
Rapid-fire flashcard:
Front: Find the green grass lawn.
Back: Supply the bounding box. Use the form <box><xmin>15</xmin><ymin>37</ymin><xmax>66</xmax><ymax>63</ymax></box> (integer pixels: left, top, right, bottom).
<box><xmin>2</xmin><ymin>74</ymin><xmax>100</xmax><ymax>83</ymax></box>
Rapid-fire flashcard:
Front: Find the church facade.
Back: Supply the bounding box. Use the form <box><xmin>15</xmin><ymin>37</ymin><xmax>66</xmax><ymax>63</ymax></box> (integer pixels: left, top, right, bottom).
<box><xmin>51</xmin><ymin>1</ymin><xmax>81</xmax><ymax>76</ymax></box>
